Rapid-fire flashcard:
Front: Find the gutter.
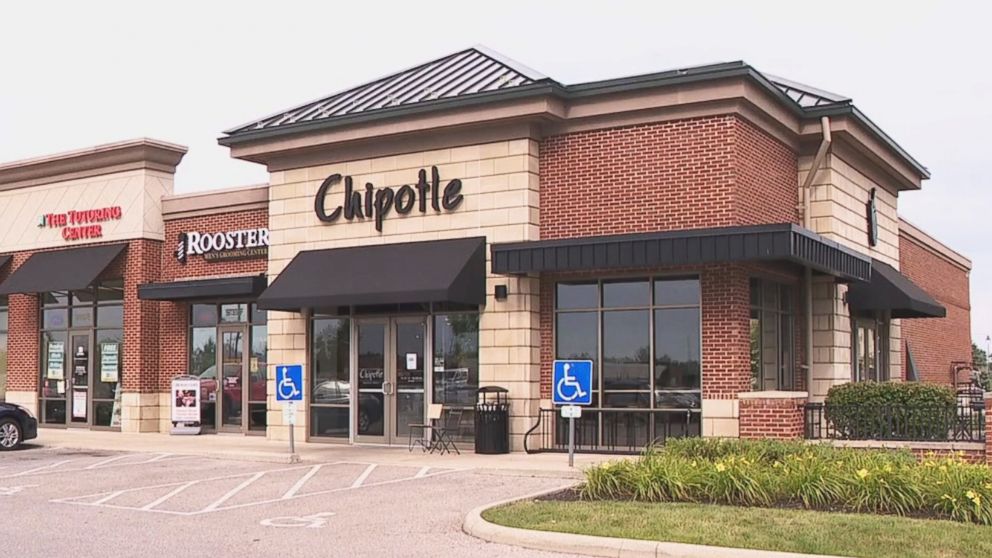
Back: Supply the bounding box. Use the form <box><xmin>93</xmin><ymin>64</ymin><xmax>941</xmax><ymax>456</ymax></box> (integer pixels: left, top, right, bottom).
<box><xmin>802</xmin><ymin>117</ymin><xmax>832</xmax><ymax>400</ymax></box>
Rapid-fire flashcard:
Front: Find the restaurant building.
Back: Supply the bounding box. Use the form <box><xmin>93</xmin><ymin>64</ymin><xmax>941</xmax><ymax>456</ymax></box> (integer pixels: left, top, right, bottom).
<box><xmin>0</xmin><ymin>47</ymin><xmax>973</xmax><ymax>450</ymax></box>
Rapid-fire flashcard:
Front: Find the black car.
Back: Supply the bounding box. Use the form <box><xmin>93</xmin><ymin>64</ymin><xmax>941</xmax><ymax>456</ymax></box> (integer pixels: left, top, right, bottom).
<box><xmin>0</xmin><ymin>402</ymin><xmax>38</xmax><ymax>451</ymax></box>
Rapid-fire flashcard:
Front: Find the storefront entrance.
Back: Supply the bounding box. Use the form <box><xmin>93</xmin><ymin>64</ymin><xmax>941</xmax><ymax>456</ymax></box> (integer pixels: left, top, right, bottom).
<box><xmin>354</xmin><ymin>317</ymin><xmax>426</xmax><ymax>445</ymax></box>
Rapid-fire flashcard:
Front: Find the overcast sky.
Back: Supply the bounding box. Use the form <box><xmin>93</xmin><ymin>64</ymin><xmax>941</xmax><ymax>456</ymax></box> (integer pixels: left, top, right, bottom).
<box><xmin>1</xmin><ymin>1</ymin><xmax>987</xmax><ymax>345</ymax></box>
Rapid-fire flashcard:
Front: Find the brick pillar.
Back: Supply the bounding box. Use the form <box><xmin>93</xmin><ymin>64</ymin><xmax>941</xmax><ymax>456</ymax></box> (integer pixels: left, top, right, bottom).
<box><xmin>700</xmin><ymin>264</ymin><xmax>751</xmax><ymax>437</ymax></box>
<box><xmin>738</xmin><ymin>391</ymin><xmax>808</xmax><ymax>440</ymax></box>
<box><xmin>120</xmin><ymin>239</ymin><xmax>163</xmax><ymax>432</ymax></box>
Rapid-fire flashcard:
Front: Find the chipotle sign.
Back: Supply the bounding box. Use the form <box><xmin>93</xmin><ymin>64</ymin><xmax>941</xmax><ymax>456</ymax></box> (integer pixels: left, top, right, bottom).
<box><xmin>38</xmin><ymin>206</ymin><xmax>122</xmax><ymax>241</ymax></box>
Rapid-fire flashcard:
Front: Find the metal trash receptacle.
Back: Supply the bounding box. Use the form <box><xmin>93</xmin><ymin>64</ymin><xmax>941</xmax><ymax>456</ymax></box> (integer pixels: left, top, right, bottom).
<box><xmin>474</xmin><ymin>386</ymin><xmax>510</xmax><ymax>454</ymax></box>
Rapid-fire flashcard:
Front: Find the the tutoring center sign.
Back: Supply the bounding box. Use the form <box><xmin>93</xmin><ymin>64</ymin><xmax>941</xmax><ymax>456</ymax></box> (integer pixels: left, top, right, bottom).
<box><xmin>175</xmin><ymin>228</ymin><xmax>269</xmax><ymax>264</ymax></box>
<box><xmin>313</xmin><ymin>166</ymin><xmax>464</xmax><ymax>232</ymax></box>
<box><xmin>38</xmin><ymin>206</ymin><xmax>123</xmax><ymax>241</ymax></box>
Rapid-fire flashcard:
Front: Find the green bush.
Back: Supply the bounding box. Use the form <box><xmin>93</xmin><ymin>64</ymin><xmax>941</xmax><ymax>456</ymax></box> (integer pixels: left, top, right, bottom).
<box><xmin>581</xmin><ymin>439</ymin><xmax>992</xmax><ymax>525</ymax></box>
<box><xmin>824</xmin><ymin>382</ymin><xmax>957</xmax><ymax>440</ymax></box>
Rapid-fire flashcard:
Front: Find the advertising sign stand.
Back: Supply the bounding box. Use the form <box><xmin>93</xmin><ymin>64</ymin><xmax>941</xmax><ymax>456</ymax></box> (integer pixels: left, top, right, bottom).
<box><xmin>552</xmin><ymin>360</ymin><xmax>593</xmax><ymax>467</ymax></box>
<box><xmin>171</xmin><ymin>374</ymin><xmax>202</xmax><ymax>435</ymax></box>
<box><xmin>276</xmin><ymin>365</ymin><xmax>304</xmax><ymax>463</ymax></box>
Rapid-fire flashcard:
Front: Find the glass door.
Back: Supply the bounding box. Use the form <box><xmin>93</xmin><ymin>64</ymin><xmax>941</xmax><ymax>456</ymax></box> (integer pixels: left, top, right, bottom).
<box><xmin>355</xmin><ymin>320</ymin><xmax>387</xmax><ymax>442</ymax></box>
<box><xmin>393</xmin><ymin>318</ymin><xmax>426</xmax><ymax>442</ymax></box>
<box><xmin>69</xmin><ymin>333</ymin><xmax>91</xmax><ymax>426</ymax></box>
<box><xmin>218</xmin><ymin>327</ymin><xmax>248</xmax><ymax>432</ymax></box>
<box><xmin>354</xmin><ymin>318</ymin><xmax>426</xmax><ymax>445</ymax></box>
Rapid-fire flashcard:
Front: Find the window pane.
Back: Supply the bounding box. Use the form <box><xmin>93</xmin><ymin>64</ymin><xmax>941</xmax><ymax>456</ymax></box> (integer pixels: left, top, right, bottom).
<box><xmin>220</xmin><ymin>303</ymin><xmax>248</xmax><ymax>323</ymax></box>
<box><xmin>43</xmin><ymin>308</ymin><xmax>68</xmax><ymax>329</ymax></box>
<box><xmin>311</xmin><ymin>318</ymin><xmax>350</xmax><ymax>405</ymax></box>
<box><xmin>433</xmin><ymin>313</ymin><xmax>479</xmax><ymax>407</ymax></box>
<box><xmin>603</xmin><ymin>310</ymin><xmax>650</xmax><ymax>391</ymax></box>
<box><xmin>71</xmin><ymin>290</ymin><xmax>95</xmax><ymax>305</ymax></box>
<box><xmin>749</xmin><ymin>279</ymin><xmax>761</xmax><ymax>307</ymax></box>
<box><xmin>93</xmin><ymin>330</ymin><xmax>123</xmax><ymax>400</ymax></box>
<box><xmin>603</xmin><ymin>392</ymin><xmax>650</xmax><ymax>408</ymax></box>
<box><xmin>654</xmin><ymin>308</ymin><xmax>700</xmax><ymax>391</ymax></box>
<box><xmin>603</xmin><ymin>279</ymin><xmax>649</xmax><ymax>308</ymax></box>
<box><xmin>97</xmin><ymin>305</ymin><xmax>123</xmax><ymax>328</ymax></box>
<box><xmin>556</xmin><ymin>282</ymin><xmax>598</xmax><ymax>310</ymax></box>
<box><xmin>191</xmin><ymin>304</ymin><xmax>217</xmax><ymax>326</ymax></box>
<box><xmin>654</xmin><ymin>278</ymin><xmax>700</xmax><ymax>306</ymax></box>
<box><xmin>249</xmin><ymin>325</ymin><xmax>267</xmax><ymax>406</ymax></box>
<box><xmin>40</xmin><ymin>331</ymin><xmax>67</xmax><ymax>401</ymax></box>
<box><xmin>0</xmin><ymin>302</ymin><xmax>8</xmax><ymax>331</ymax></box>
<box><xmin>556</xmin><ymin>311</ymin><xmax>598</xmax><ymax>392</ymax></box>
<box><xmin>779</xmin><ymin>313</ymin><xmax>793</xmax><ymax>389</ymax></box>
<box><xmin>760</xmin><ymin>309</ymin><xmax>778</xmax><ymax>390</ymax></box>
<box><xmin>251</xmin><ymin>304</ymin><xmax>267</xmax><ymax>324</ymax></box>
<box><xmin>71</xmin><ymin>307</ymin><xmax>94</xmax><ymax>328</ymax></box>
<box><xmin>779</xmin><ymin>285</ymin><xmax>793</xmax><ymax>312</ymax></box>
<box><xmin>762</xmin><ymin>282</ymin><xmax>779</xmax><ymax>310</ymax></box>
<box><xmin>43</xmin><ymin>291</ymin><xmax>69</xmax><ymax>306</ymax></box>
<box><xmin>190</xmin><ymin>327</ymin><xmax>217</xmax><ymax>377</ymax></box>
<box><xmin>97</xmin><ymin>280</ymin><xmax>124</xmax><ymax>304</ymax></box>
<box><xmin>310</xmin><ymin>406</ymin><xmax>349</xmax><ymax>438</ymax></box>
<box><xmin>750</xmin><ymin>310</ymin><xmax>761</xmax><ymax>390</ymax></box>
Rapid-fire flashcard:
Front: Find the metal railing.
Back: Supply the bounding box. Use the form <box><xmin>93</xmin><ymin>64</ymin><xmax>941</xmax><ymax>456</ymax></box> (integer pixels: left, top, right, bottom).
<box><xmin>524</xmin><ymin>407</ymin><xmax>701</xmax><ymax>454</ymax></box>
<box><xmin>804</xmin><ymin>401</ymin><xmax>986</xmax><ymax>443</ymax></box>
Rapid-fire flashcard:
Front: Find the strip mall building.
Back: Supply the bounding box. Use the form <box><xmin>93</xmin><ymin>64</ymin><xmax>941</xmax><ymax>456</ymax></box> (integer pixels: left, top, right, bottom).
<box><xmin>0</xmin><ymin>48</ymin><xmax>973</xmax><ymax>450</ymax></box>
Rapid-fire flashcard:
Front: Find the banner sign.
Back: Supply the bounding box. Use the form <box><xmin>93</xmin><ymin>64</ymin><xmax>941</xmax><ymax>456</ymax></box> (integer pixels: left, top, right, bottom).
<box><xmin>100</xmin><ymin>343</ymin><xmax>120</xmax><ymax>383</ymax></box>
<box><xmin>171</xmin><ymin>376</ymin><xmax>201</xmax><ymax>424</ymax></box>
<box><xmin>47</xmin><ymin>341</ymin><xmax>65</xmax><ymax>380</ymax></box>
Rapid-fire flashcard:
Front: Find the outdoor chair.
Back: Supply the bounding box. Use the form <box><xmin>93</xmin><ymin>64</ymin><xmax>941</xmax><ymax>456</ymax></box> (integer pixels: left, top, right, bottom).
<box><xmin>408</xmin><ymin>404</ymin><xmax>460</xmax><ymax>455</ymax></box>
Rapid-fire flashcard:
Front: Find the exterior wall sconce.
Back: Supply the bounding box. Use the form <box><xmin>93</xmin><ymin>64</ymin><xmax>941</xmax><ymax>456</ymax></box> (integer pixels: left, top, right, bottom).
<box><xmin>494</xmin><ymin>284</ymin><xmax>508</xmax><ymax>301</ymax></box>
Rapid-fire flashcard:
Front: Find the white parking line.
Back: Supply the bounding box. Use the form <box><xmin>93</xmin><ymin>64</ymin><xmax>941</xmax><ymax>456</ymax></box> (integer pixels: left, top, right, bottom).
<box><xmin>84</xmin><ymin>455</ymin><xmax>133</xmax><ymax>469</ymax></box>
<box><xmin>53</xmin><ymin>462</ymin><xmax>465</xmax><ymax>516</ymax></box>
<box><xmin>350</xmin><ymin>464</ymin><xmax>377</xmax><ymax>488</ymax></box>
<box><xmin>0</xmin><ymin>453</ymin><xmax>194</xmax><ymax>479</ymax></box>
<box><xmin>141</xmin><ymin>481</ymin><xmax>200</xmax><ymax>511</ymax></box>
<box><xmin>7</xmin><ymin>459</ymin><xmax>77</xmax><ymax>477</ymax></box>
<box><xmin>282</xmin><ymin>464</ymin><xmax>323</xmax><ymax>500</ymax></box>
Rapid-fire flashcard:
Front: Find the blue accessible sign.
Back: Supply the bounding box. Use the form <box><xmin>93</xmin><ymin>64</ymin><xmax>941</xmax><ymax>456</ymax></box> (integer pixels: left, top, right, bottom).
<box><xmin>275</xmin><ymin>364</ymin><xmax>304</xmax><ymax>402</ymax></box>
<box><xmin>552</xmin><ymin>360</ymin><xmax>593</xmax><ymax>406</ymax></box>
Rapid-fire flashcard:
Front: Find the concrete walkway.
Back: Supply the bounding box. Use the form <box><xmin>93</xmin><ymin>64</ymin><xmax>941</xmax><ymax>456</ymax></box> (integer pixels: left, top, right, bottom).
<box><xmin>29</xmin><ymin>429</ymin><xmax>618</xmax><ymax>476</ymax></box>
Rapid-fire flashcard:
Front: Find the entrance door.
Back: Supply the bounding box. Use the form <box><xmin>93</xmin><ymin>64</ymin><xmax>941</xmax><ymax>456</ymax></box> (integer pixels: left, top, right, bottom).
<box><xmin>68</xmin><ymin>333</ymin><xmax>91</xmax><ymax>427</ymax></box>
<box><xmin>354</xmin><ymin>317</ymin><xmax>427</xmax><ymax>444</ymax></box>
<box><xmin>218</xmin><ymin>327</ymin><xmax>249</xmax><ymax>432</ymax></box>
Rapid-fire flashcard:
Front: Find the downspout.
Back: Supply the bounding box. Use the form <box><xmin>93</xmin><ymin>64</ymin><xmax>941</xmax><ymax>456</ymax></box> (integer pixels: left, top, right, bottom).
<box><xmin>800</xmin><ymin>117</ymin><xmax>831</xmax><ymax>399</ymax></box>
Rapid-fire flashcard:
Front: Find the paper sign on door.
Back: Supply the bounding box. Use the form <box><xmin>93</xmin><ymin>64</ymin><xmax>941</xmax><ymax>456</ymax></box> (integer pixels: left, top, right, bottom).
<box><xmin>406</xmin><ymin>353</ymin><xmax>417</xmax><ymax>370</ymax></box>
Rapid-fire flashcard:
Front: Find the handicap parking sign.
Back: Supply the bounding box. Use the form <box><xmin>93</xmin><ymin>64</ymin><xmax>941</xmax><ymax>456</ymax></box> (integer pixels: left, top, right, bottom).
<box><xmin>276</xmin><ymin>365</ymin><xmax>304</xmax><ymax>402</ymax></box>
<box><xmin>552</xmin><ymin>360</ymin><xmax>593</xmax><ymax>406</ymax></box>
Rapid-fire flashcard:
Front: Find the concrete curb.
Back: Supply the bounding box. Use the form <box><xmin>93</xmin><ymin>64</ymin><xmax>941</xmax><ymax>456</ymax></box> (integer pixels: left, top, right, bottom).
<box><xmin>464</xmin><ymin>487</ymin><xmax>849</xmax><ymax>558</ymax></box>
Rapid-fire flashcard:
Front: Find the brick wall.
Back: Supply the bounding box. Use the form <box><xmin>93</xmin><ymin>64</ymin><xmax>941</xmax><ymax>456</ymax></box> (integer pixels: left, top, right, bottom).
<box><xmin>898</xmin><ymin>233</ymin><xmax>971</xmax><ymax>385</ymax></box>
<box><xmin>739</xmin><ymin>395</ymin><xmax>806</xmax><ymax>440</ymax></box>
<box><xmin>539</xmin><ymin>115</ymin><xmax>798</xmax><ymax>241</ymax></box>
<box><xmin>4</xmin><ymin>253</ymin><xmax>39</xmax><ymax>392</ymax></box>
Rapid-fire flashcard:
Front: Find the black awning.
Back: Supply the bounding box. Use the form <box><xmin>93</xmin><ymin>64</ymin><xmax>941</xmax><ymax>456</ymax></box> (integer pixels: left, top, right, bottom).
<box><xmin>491</xmin><ymin>224</ymin><xmax>871</xmax><ymax>281</ymax></box>
<box><xmin>257</xmin><ymin>236</ymin><xmax>486</xmax><ymax>311</ymax></box>
<box><xmin>138</xmin><ymin>275</ymin><xmax>267</xmax><ymax>301</ymax></box>
<box><xmin>0</xmin><ymin>243</ymin><xmax>127</xmax><ymax>295</ymax></box>
<box><xmin>847</xmin><ymin>259</ymin><xmax>945</xmax><ymax>318</ymax></box>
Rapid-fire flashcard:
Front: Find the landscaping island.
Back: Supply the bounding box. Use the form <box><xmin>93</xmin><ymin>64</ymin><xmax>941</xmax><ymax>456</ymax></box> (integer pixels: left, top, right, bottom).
<box><xmin>483</xmin><ymin>438</ymin><xmax>992</xmax><ymax>558</ymax></box>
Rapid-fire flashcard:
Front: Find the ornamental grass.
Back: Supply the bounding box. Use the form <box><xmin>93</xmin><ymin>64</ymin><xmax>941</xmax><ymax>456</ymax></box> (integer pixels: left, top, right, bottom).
<box><xmin>579</xmin><ymin>439</ymin><xmax>992</xmax><ymax>524</ymax></box>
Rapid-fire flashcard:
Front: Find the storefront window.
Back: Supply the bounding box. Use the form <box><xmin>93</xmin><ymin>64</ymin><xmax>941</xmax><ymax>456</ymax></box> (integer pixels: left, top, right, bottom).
<box><xmin>249</xmin><ymin>324</ymin><xmax>267</xmax><ymax>431</ymax></box>
<box><xmin>433</xmin><ymin>313</ymin><xmax>479</xmax><ymax>442</ymax></box>
<box><xmin>852</xmin><ymin>316</ymin><xmax>889</xmax><ymax>382</ymax></box>
<box><xmin>310</xmin><ymin>317</ymin><xmax>350</xmax><ymax>438</ymax></box>
<box><xmin>554</xmin><ymin>277</ymin><xmax>702</xmax><ymax>445</ymax></box>
<box><xmin>749</xmin><ymin>279</ymin><xmax>795</xmax><ymax>391</ymax></box>
<box><xmin>38</xmin><ymin>281</ymin><xmax>123</xmax><ymax>428</ymax></box>
<box><xmin>0</xmin><ymin>296</ymin><xmax>8</xmax><ymax>402</ymax></box>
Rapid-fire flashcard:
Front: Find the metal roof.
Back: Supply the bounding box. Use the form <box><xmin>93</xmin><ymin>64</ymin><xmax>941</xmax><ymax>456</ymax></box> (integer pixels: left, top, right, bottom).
<box><xmin>766</xmin><ymin>74</ymin><xmax>850</xmax><ymax>108</ymax></box>
<box><xmin>227</xmin><ymin>46</ymin><xmax>548</xmax><ymax>135</ymax></box>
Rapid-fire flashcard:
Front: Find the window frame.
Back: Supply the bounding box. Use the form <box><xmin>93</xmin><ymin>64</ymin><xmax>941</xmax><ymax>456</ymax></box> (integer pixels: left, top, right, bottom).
<box><xmin>851</xmin><ymin>314</ymin><xmax>889</xmax><ymax>382</ymax></box>
<box><xmin>749</xmin><ymin>278</ymin><xmax>797</xmax><ymax>391</ymax></box>
<box><xmin>553</xmin><ymin>275</ymin><xmax>702</xmax><ymax>411</ymax></box>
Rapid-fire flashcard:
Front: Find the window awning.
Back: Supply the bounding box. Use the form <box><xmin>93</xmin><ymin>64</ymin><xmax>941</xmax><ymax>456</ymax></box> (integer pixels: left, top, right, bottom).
<box><xmin>0</xmin><ymin>243</ymin><xmax>127</xmax><ymax>295</ymax></box>
<box><xmin>257</xmin><ymin>236</ymin><xmax>486</xmax><ymax>311</ymax></box>
<box><xmin>491</xmin><ymin>224</ymin><xmax>871</xmax><ymax>281</ymax></box>
<box><xmin>847</xmin><ymin>259</ymin><xmax>945</xmax><ymax>318</ymax></box>
<box><xmin>137</xmin><ymin>275</ymin><xmax>267</xmax><ymax>301</ymax></box>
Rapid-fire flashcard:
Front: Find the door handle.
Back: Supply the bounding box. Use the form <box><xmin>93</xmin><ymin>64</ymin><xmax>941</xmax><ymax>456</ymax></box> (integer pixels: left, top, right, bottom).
<box><xmin>382</xmin><ymin>382</ymin><xmax>393</xmax><ymax>395</ymax></box>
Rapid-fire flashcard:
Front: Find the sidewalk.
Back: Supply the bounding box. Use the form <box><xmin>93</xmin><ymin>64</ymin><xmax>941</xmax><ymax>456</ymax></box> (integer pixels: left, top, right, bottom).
<box><xmin>29</xmin><ymin>428</ymin><xmax>616</xmax><ymax>477</ymax></box>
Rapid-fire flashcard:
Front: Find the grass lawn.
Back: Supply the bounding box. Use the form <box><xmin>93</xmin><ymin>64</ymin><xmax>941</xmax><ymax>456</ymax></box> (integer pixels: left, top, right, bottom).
<box><xmin>483</xmin><ymin>500</ymin><xmax>992</xmax><ymax>558</ymax></box>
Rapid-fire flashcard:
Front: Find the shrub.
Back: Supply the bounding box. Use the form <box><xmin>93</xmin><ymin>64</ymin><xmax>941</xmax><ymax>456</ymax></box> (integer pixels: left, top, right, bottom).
<box><xmin>824</xmin><ymin>382</ymin><xmax>956</xmax><ymax>440</ymax></box>
<box><xmin>580</xmin><ymin>440</ymin><xmax>992</xmax><ymax>524</ymax></box>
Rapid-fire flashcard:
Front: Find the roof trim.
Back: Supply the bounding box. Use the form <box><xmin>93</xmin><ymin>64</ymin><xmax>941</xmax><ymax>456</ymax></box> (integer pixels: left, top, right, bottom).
<box><xmin>899</xmin><ymin>218</ymin><xmax>971</xmax><ymax>271</ymax></box>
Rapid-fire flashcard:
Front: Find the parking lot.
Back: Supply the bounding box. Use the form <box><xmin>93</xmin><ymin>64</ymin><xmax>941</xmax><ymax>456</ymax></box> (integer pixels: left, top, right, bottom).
<box><xmin>0</xmin><ymin>447</ymin><xmax>575</xmax><ymax>557</ymax></box>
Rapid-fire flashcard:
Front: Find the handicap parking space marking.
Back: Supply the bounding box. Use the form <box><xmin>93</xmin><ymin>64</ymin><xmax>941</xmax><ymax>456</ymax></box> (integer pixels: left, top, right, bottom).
<box><xmin>260</xmin><ymin>511</ymin><xmax>335</xmax><ymax>528</ymax></box>
<box><xmin>51</xmin><ymin>461</ymin><xmax>467</xmax><ymax>516</ymax></box>
<box><xmin>0</xmin><ymin>452</ymin><xmax>193</xmax><ymax>479</ymax></box>
<box><xmin>0</xmin><ymin>484</ymin><xmax>38</xmax><ymax>496</ymax></box>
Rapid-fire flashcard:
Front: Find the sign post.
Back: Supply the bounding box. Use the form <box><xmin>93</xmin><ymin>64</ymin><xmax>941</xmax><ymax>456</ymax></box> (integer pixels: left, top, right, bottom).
<box><xmin>552</xmin><ymin>360</ymin><xmax>593</xmax><ymax>467</ymax></box>
<box><xmin>275</xmin><ymin>364</ymin><xmax>304</xmax><ymax>462</ymax></box>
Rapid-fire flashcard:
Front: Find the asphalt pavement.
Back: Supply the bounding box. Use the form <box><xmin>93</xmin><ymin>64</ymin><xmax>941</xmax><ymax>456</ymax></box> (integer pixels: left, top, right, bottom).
<box><xmin>0</xmin><ymin>447</ymin><xmax>578</xmax><ymax>558</ymax></box>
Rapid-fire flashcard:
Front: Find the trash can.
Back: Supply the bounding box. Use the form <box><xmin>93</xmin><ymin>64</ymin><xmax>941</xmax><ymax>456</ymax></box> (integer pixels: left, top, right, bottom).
<box><xmin>474</xmin><ymin>386</ymin><xmax>510</xmax><ymax>454</ymax></box>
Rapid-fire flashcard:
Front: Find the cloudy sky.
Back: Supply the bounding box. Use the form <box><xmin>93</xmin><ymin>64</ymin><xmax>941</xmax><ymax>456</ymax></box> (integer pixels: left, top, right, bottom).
<box><xmin>1</xmin><ymin>1</ymin><xmax>987</xmax><ymax>344</ymax></box>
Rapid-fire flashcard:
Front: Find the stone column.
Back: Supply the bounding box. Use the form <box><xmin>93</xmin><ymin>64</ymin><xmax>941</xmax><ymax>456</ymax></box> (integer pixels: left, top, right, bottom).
<box><xmin>738</xmin><ymin>391</ymin><xmax>808</xmax><ymax>440</ymax></box>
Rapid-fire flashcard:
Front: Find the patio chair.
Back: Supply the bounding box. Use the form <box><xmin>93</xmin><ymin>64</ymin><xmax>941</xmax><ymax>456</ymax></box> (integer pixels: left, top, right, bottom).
<box><xmin>407</xmin><ymin>404</ymin><xmax>460</xmax><ymax>455</ymax></box>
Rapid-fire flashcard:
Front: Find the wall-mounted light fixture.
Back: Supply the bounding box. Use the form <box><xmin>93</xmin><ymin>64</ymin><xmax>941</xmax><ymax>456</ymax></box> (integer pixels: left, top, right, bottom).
<box><xmin>494</xmin><ymin>285</ymin><xmax>508</xmax><ymax>301</ymax></box>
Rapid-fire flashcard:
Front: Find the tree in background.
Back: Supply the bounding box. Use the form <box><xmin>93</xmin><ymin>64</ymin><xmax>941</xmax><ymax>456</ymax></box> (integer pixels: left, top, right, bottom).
<box><xmin>974</xmin><ymin>342</ymin><xmax>990</xmax><ymax>390</ymax></box>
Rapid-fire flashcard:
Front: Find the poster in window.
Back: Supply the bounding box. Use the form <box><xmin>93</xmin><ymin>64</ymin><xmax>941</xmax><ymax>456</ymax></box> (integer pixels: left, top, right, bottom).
<box><xmin>47</xmin><ymin>341</ymin><xmax>65</xmax><ymax>380</ymax></box>
<box><xmin>100</xmin><ymin>342</ymin><xmax>120</xmax><ymax>383</ymax></box>
<box><xmin>110</xmin><ymin>383</ymin><xmax>122</xmax><ymax>428</ymax></box>
<box><xmin>72</xmin><ymin>390</ymin><xmax>87</xmax><ymax>419</ymax></box>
